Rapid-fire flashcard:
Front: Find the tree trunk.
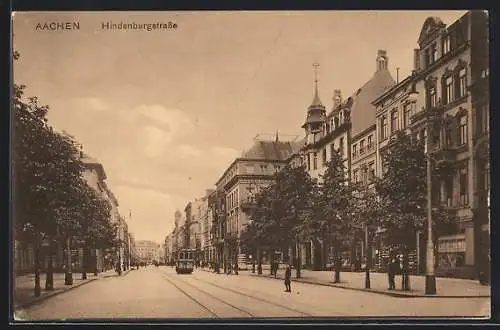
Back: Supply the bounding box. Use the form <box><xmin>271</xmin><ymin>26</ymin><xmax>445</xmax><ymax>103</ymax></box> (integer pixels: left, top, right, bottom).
<box><xmin>269</xmin><ymin>250</ymin><xmax>274</xmax><ymax>276</ymax></box>
<box><xmin>81</xmin><ymin>247</ymin><xmax>87</xmax><ymax>280</ymax></box>
<box><xmin>257</xmin><ymin>248</ymin><xmax>262</xmax><ymax>275</ymax></box>
<box><xmin>94</xmin><ymin>246</ymin><xmax>99</xmax><ymax>276</ymax></box>
<box><xmin>333</xmin><ymin>241</ymin><xmax>341</xmax><ymax>283</ymax></box>
<box><xmin>34</xmin><ymin>238</ymin><xmax>41</xmax><ymax>297</ymax></box>
<box><xmin>251</xmin><ymin>248</ymin><xmax>256</xmax><ymax>273</ymax></box>
<box><xmin>295</xmin><ymin>237</ymin><xmax>301</xmax><ymax>279</ymax></box>
<box><xmin>401</xmin><ymin>245</ymin><xmax>410</xmax><ymax>291</ymax></box>
<box><xmin>45</xmin><ymin>250</ymin><xmax>54</xmax><ymax>290</ymax></box>
<box><xmin>64</xmin><ymin>236</ymin><xmax>73</xmax><ymax>285</ymax></box>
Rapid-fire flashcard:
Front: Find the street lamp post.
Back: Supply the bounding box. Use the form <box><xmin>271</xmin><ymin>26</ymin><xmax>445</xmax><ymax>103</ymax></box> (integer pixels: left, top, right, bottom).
<box><xmin>425</xmin><ymin>111</ymin><xmax>436</xmax><ymax>295</ymax></box>
<box><xmin>364</xmin><ymin>223</ymin><xmax>371</xmax><ymax>289</ymax></box>
<box><xmin>408</xmin><ymin>87</ymin><xmax>436</xmax><ymax>294</ymax></box>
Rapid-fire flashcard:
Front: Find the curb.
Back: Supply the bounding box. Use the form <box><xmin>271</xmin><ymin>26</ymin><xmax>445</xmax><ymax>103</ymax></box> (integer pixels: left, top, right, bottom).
<box><xmin>248</xmin><ymin>273</ymin><xmax>490</xmax><ymax>299</ymax></box>
<box><xmin>15</xmin><ymin>278</ymin><xmax>99</xmax><ymax>310</ymax></box>
<box><xmin>14</xmin><ymin>269</ymin><xmax>136</xmax><ymax>310</ymax></box>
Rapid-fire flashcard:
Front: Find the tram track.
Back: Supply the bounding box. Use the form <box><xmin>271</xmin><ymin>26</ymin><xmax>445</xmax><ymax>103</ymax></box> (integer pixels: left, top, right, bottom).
<box><xmin>158</xmin><ymin>268</ymin><xmax>313</xmax><ymax>318</ymax></box>
<box><xmin>159</xmin><ymin>270</ymin><xmax>255</xmax><ymax>318</ymax></box>
<box><xmin>189</xmin><ymin>274</ymin><xmax>314</xmax><ymax>317</ymax></box>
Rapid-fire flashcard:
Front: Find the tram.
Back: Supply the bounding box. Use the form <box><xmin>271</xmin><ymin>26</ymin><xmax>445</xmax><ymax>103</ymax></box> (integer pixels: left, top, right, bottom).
<box><xmin>176</xmin><ymin>248</ymin><xmax>196</xmax><ymax>274</ymax></box>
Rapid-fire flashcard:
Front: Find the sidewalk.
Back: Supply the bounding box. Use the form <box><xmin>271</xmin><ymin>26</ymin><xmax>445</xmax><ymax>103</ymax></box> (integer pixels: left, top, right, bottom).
<box><xmin>199</xmin><ymin>267</ymin><xmax>490</xmax><ymax>298</ymax></box>
<box><xmin>14</xmin><ymin>268</ymin><xmax>134</xmax><ymax>310</ymax></box>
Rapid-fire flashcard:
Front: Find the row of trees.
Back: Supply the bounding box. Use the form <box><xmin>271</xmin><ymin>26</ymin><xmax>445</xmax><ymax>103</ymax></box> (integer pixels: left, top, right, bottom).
<box><xmin>241</xmin><ymin>131</ymin><xmax>455</xmax><ymax>290</ymax></box>
<box><xmin>13</xmin><ymin>52</ymin><xmax>121</xmax><ymax>297</ymax></box>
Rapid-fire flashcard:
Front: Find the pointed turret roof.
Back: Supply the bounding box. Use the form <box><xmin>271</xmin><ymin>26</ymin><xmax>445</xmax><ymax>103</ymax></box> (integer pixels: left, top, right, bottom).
<box><xmin>310</xmin><ymin>86</ymin><xmax>323</xmax><ymax>108</ymax></box>
<box><xmin>302</xmin><ymin>63</ymin><xmax>326</xmax><ymax>128</ymax></box>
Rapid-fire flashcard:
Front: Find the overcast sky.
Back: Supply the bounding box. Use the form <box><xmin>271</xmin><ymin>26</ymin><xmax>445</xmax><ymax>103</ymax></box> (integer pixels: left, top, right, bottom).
<box><xmin>12</xmin><ymin>10</ymin><xmax>467</xmax><ymax>244</ymax></box>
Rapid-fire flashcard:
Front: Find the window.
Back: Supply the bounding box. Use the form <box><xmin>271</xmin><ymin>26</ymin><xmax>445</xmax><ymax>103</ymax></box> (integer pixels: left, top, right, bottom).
<box><xmin>445</xmin><ymin>76</ymin><xmax>453</xmax><ymax>104</ymax></box>
<box><xmin>390</xmin><ymin>109</ymin><xmax>398</xmax><ymax>133</ymax></box>
<box><xmin>360</xmin><ymin>139</ymin><xmax>365</xmax><ymax>154</ymax></box>
<box><xmin>367</xmin><ymin>135</ymin><xmax>373</xmax><ymax>150</ymax></box>
<box><xmin>403</xmin><ymin>103</ymin><xmax>412</xmax><ymax>128</ymax></box>
<box><xmin>380</xmin><ymin>115</ymin><xmax>388</xmax><ymax>139</ymax></box>
<box><xmin>431</xmin><ymin>43</ymin><xmax>438</xmax><ymax>63</ymax></box>
<box><xmin>429</xmin><ymin>86</ymin><xmax>437</xmax><ymax>108</ymax></box>
<box><xmin>476</xmin><ymin>104</ymin><xmax>489</xmax><ymax>135</ymax></box>
<box><xmin>368</xmin><ymin>162</ymin><xmax>375</xmax><ymax>181</ymax></box>
<box><xmin>425</xmin><ymin>49</ymin><xmax>431</xmax><ymax>67</ymax></box>
<box><xmin>339</xmin><ymin>137</ymin><xmax>344</xmax><ymax>156</ymax></box>
<box><xmin>352</xmin><ymin>144</ymin><xmax>357</xmax><ymax>158</ymax></box>
<box><xmin>330</xmin><ymin>143</ymin><xmax>336</xmax><ymax>159</ymax></box>
<box><xmin>307</xmin><ymin>153</ymin><xmax>311</xmax><ymax>170</ymax></box>
<box><xmin>459</xmin><ymin>115</ymin><xmax>467</xmax><ymax>145</ymax></box>
<box><xmin>322</xmin><ymin>148</ymin><xmax>327</xmax><ymax>166</ymax></box>
<box><xmin>443</xmin><ymin>35</ymin><xmax>451</xmax><ymax>55</ymax></box>
<box><xmin>353</xmin><ymin>169</ymin><xmax>359</xmax><ymax>183</ymax></box>
<box><xmin>313</xmin><ymin>152</ymin><xmax>318</xmax><ymax>170</ymax></box>
<box><xmin>458</xmin><ymin>68</ymin><xmax>467</xmax><ymax>98</ymax></box>
<box><xmin>362</xmin><ymin>167</ymin><xmax>368</xmax><ymax>185</ymax></box>
<box><xmin>445</xmin><ymin>178</ymin><xmax>453</xmax><ymax>206</ymax></box>
<box><xmin>459</xmin><ymin>166</ymin><xmax>468</xmax><ymax>205</ymax></box>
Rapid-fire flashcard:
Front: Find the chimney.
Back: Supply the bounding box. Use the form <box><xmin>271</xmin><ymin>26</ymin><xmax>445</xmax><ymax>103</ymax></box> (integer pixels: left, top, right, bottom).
<box><xmin>376</xmin><ymin>49</ymin><xmax>388</xmax><ymax>71</ymax></box>
<box><xmin>333</xmin><ymin>89</ymin><xmax>342</xmax><ymax>109</ymax></box>
<box><xmin>413</xmin><ymin>48</ymin><xmax>421</xmax><ymax>73</ymax></box>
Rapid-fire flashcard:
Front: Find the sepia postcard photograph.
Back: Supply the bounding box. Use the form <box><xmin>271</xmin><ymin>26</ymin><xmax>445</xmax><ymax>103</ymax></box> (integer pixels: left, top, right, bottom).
<box><xmin>11</xmin><ymin>10</ymin><xmax>491</xmax><ymax>321</ymax></box>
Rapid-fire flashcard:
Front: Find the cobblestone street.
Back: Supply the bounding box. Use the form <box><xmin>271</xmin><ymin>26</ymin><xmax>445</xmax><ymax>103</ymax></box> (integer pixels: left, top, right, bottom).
<box><xmin>14</xmin><ymin>266</ymin><xmax>490</xmax><ymax>320</ymax></box>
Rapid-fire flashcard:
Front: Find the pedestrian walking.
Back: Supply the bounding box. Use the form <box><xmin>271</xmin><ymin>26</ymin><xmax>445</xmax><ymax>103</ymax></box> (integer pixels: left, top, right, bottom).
<box><xmin>387</xmin><ymin>258</ymin><xmax>398</xmax><ymax>290</ymax></box>
<box><xmin>284</xmin><ymin>264</ymin><xmax>292</xmax><ymax>292</ymax></box>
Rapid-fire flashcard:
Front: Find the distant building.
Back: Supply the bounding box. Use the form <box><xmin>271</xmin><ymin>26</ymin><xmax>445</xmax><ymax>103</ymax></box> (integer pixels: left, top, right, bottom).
<box><xmin>135</xmin><ymin>240</ymin><xmax>161</xmax><ymax>263</ymax></box>
<box><xmin>215</xmin><ymin>135</ymin><xmax>301</xmax><ymax>271</ymax></box>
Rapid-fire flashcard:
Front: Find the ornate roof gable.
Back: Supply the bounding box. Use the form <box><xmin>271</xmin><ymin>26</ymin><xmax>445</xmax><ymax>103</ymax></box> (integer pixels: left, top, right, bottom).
<box><xmin>418</xmin><ymin>17</ymin><xmax>446</xmax><ymax>47</ymax></box>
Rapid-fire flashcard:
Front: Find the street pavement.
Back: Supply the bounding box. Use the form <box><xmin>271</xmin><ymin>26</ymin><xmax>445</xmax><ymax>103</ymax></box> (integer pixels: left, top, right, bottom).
<box><xmin>14</xmin><ymin>266</ymin><xmax>490</xmax><ymax>321</ymax></box>
<box><xmin>14</xmin><ymin>269</ymin><xmax>133</xmax><ymax>310</ymax></box>
<box><xmin>242</xmin><ymin>268</ymin><xmax>490</xmax><ymax>298</ymax></box>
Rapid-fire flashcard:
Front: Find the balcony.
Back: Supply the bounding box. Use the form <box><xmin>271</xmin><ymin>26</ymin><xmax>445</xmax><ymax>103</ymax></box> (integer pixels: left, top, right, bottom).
<box><xmin>410</xmin><ymin>105</ymin><xmax>445</xmax><ymax>125</ymax></box>
<box><xmin>431</xmin><ymin>147</ymin><xmax>456</xmax><ymax>166</ymax></box>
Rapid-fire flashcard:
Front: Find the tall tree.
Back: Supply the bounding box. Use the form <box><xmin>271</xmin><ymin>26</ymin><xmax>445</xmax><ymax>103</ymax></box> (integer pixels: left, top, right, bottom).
<box><xmin>305</xmin><ymin>150</ymin><xmax>353</xmax><ymax>282</ymax></box>
<box><xmin>274</xmin><ymin>164</ymin><xmax>317</xmax><ymax>278</ymax></box>
<box><xmin>375</xmin><ymin>131</ymin><xmax>454</xmax><ymax>290</ymax></box>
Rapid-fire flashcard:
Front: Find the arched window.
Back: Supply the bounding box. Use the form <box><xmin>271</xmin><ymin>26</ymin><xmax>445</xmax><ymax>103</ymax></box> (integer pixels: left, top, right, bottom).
<box><xmin>458</xmin><ymin>114</ymin><xmax>468</xmax><ymax>146</ymax></box>
<box><xmin>454</xmin><ymin>61</ymin><xmax>467</xmax><ymax>99</ymax></box>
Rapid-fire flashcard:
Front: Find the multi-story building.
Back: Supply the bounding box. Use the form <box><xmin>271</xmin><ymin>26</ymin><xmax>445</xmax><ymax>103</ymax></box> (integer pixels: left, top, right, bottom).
<box><xmin>164</xmin><ymin>234</ymin><xmax>172</xmax><ymax>264</ymax></box>
<box><xmin>183</xmin><ymin>202</ymin><xmax>201</xmax><ymax>251</ymax></box>
<box><xmin>135</xmin><ymin>240</ymin><xmax>161</xmax><ymax>263</ymax></box>
<box><xmin>215</xmin><ymin>135</ymin><xmax>301</xmax><ymax>272</ymax></box>
<box><xmin>194</xmin><ymin>189</ymin><xmax>214</xmax><ymax>264</ymax></box>
<box><xmin>372</xmin><ymin>11</ymin><xmax>489</xmax><ymax>279</ymax></box>
<box><xmin>208</xmin><ymin>189</ymin><xmax>226</xmax><ymax>271</ymax></box>
<box><xmin>297</xmin><ymin>50</ymin><xmax>395</xmax><ymax>270</ymax></box>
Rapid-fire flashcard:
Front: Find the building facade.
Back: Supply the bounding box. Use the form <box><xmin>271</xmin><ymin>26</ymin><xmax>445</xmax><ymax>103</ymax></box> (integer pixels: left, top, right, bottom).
<box><xmin>135</xmin><ymin>240</ymin><xmax>161</xmax><ymax>263</ymax></box>
<box><xmin>215</xmin><ymin>136</ymin><xmax>301</xmax><ymax>272</ymax></box>
<box><xmin>372</xmin><ymin>11</ymin><xmax>489</xmax><ymax>278</ymax></box>
<box><xmin>297</xmin><ymin>50</ymin><xmax>395</xmax><ymax>270</ymax></box>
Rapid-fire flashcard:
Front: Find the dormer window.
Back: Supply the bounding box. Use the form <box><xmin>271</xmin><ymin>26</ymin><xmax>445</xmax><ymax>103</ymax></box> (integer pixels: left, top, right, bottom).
<box><xmin>443</xmin><ymin>35</ymin><xmax>451</xmax><ymax>55</ymax></box>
